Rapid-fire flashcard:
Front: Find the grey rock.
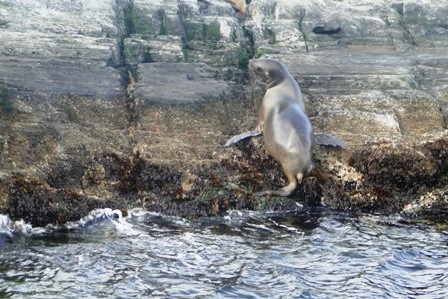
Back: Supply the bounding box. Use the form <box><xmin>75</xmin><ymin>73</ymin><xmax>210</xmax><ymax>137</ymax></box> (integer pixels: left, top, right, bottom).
<box><xmin>262</xmin><ymin>51</ymin><xmax>446</xmax><ymax>145</ymax></box>
<box><xmin>124</xmin><ymin>35</ymin><xmax>184</xmax><ymax>65</ymax></box>
<box><xmin>134</xmin><ymin>62</ymin><xmax>230</xmax><ymax>106</ymax></box>
<box><xmin>1</xmin><ymin>0</ymin><xmax>447</xmax><ymax>172</ymax></box>
<box><xmin>0</xmin><ymin>0</ymin><xmax>130</xmax><ymax>183</ymax></box>
<box><xmin>0</xmin><ymin>56</ymin><xmax>123</xmax><ymax>99</ymax></box>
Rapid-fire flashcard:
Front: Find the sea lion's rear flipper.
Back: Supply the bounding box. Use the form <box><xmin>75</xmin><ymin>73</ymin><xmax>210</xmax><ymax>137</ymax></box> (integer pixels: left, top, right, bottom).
<box><xmin>314</xmin><ymin>132</ymin><xmax>347</xmax><ymax>149</ymax></box>
<box><xmin>224</xmin><ymin>130</ymin><xmax>263</xmax><ymax>147</ymax></box>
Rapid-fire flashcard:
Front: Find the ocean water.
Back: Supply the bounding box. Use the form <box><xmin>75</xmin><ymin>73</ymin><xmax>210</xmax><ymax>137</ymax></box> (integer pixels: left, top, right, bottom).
<box><xmin>1</xmin><ymin>207</ymin><xmax>447</xmax><ymax>298</ymax></box>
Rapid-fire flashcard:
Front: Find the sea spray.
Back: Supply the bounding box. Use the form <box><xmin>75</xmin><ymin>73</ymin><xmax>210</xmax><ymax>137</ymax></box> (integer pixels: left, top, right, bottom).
<box><xmin>0</xmin><ymin>214</ymin><xmax>33</xmax><ymax>236</ymax></box>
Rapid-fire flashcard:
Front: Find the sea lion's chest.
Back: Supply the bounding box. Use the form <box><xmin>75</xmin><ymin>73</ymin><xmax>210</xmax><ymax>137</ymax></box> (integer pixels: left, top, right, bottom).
<box><xmin>261</xmin><ymin>85</ymin><xmax>298</xmax><ymax>123</ymax></box>
<box><xmin>261</xmin><ymin>88</ymin><xmax>313</xmax><ymax>153</ymax></box>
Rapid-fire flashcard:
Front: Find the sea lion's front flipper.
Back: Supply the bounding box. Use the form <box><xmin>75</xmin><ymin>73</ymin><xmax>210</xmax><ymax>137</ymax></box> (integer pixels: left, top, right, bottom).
<box><xmin>314</xmin><ymin>132</ymin><xmax>347</xmax><ymax>149</ymax></box>
<box><xmin>224</xmin><ymin>130</ymin><xmax>263</xmax><ymax>147</ymax></box>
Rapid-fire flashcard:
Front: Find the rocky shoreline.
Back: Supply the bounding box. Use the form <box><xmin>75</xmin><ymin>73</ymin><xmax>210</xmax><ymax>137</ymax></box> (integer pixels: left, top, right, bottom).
<box><xmin>1</xmin><ymin>0</ymin><xmax>447</xmax><ymax>226</ymax></box>
<box><xmin>1</xmin><ymin>135</ymin><xmax>447</xmax><ymax>227</ymax></box>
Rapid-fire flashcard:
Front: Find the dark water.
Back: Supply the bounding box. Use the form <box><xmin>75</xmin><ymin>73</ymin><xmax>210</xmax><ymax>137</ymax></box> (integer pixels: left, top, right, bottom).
<box><xmin>1</xmin><ymin>208</ymin><xmax>447</xmax><ymax>298</ymax></box>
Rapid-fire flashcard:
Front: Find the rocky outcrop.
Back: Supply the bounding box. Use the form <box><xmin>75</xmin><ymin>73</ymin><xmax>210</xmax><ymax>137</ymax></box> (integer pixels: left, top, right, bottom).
<box><xmin>0</xmin><ymin>0</ymin><xmax>447</xmax><ymax>226</ymax></box>
<box><xmin>246</xmin><ymin>0</ymin><xmax>448</xmax><ymax>145</ymax></box>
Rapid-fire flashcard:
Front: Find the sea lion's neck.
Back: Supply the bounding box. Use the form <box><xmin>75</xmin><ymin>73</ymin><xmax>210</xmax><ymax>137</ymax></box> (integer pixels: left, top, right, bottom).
<box><xmin>266</xmin><ymin>75</ymin><xmax>284</xmax><ymax>89</ymax></box>
<box><xmin>270</xmin><ymin>74</ymin><xmax>300</xmax><ymax>94</ymax></box>
<box><xmin>266</xmin><ymin>73</ymin><xmax>305</xmax><ymax>111</ymax></box>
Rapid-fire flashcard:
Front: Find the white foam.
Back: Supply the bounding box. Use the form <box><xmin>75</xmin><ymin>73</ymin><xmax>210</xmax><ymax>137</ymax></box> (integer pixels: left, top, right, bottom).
<box><xmin>0</xmin><ymin>208</ymin><xmax>163</xmax><ymax>238</ymax></box>
<box><xmin>68</xmin><ymin>208</ymin><xmax>154</xmax><ymax>236</ymax></box>
<box><xmin>0</xmin><ymin>214</ymin><xmax>33</xmax><ymax>236</ymax></box>
<box><xmin>246</xmin><ymin>223</ymin><xmax>279</xmax><ymax>234</ymax></box>
<box><xmin>65</xmin><ymin>208</ymin><xmax>123</xmax><ymax>229</ymax></box>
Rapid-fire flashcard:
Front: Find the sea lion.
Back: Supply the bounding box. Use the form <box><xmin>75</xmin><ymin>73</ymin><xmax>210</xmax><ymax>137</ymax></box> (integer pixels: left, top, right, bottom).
<box><xmin>225</xmin><ymin>58</ymin><xmax>346</xmax><ymax>197</ymax></box>
<box><xmin>225</xmin><ymin>0</ymin><xmax>246</xmax><ymax>16</ymax></box>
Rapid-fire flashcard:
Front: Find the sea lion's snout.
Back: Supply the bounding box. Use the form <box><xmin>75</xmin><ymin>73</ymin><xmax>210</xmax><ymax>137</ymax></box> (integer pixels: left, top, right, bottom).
<box><xmin>248</xmin><ymin>59</ymin><xmax>267</xmax><ymax>79</ymax></box>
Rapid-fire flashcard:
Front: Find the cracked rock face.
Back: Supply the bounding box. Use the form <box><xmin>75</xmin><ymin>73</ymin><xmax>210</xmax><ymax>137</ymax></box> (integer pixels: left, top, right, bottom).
<box><xmin>0</xmin><ymin>0</ymin><xmax>447</xmax><ymax>224</ymax></box>
<box><xmin>0</xmin><ymin>0</ymin><xmax>129</xmax><ymax>183</ymax></box>
<box><xmin>245</xmin><ymin>0</ymin><xmax>448</xmax><ymax>145</ymax></box>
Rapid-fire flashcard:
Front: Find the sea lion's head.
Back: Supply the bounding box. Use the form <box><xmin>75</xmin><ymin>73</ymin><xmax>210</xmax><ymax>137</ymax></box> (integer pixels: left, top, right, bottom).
<box><xmin>225</xmin><ymin>0</ymin><xmax>246</xmax><ymax>16</ymax></box>
<box><xmin>249</xmin><ymin>58</ymin><xmax>288</xmax><ymax>88</ymax></box>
